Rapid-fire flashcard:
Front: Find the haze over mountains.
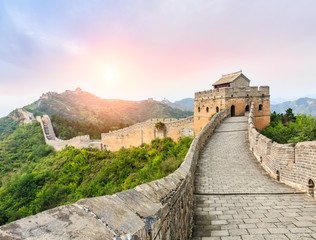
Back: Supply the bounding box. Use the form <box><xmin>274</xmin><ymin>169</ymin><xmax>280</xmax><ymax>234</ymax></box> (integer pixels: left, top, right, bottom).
<box><xmin>161</xmin><ymin>98</ymin><xmax>194</xmax><ymax>111</ymax></box>
<box><xmin>1</xmin><ymin>88</ymin><xmax>193</xmax><ymax>129</ymax></box>
<box><xmin>270</xmin><ymin>98</ymin><xmax>316</xmax><ymax>116</ymax></box>
<box><xmin>162</xmin><ymin>97</ymin><xmax>316</xmax><ymax>116</ymax></box>
<box><xmin>1</xmin><ymin>88</ymin><xmax>315</xmax><ymax>134</ymax></box>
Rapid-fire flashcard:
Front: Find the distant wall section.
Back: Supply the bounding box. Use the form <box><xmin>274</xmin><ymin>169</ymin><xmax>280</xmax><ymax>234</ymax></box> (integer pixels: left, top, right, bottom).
<box><xmin>17</xmin><ymin>108</ymin><xmax>35</xmax><ymax>124</ymax></box>
<box><xmin>101</xmin><ymin>117</ymin><xmax>194</xmax><ymax>151</ymax></box>
<box><xmin>37</xmin><ymin>115</ymin><xmax>104</xmax><ymax>151</ymax></box>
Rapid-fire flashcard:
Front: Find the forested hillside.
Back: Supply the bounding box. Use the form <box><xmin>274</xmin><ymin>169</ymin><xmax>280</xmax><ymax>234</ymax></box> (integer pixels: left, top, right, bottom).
<box><xmin>23</xmin><ymin>88</ymin><xmax>193</xmax><ymax>126</ymax></box>
<box><xmin>0</xmin><ymin>121</ymin><xmax>192</xmax><ymax>225</ymax></box>
<box><xmin>0</xmin><ymin>89</ymin><xmax>193</xmax><ymax>140</ymax></box>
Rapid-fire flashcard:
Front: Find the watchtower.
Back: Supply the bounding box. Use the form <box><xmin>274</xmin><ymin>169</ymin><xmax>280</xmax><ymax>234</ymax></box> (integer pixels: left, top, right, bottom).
<box><xmin>194</xmin><ymin>71</ymin><xmax>270</xmax><ymax>134</ymax></box>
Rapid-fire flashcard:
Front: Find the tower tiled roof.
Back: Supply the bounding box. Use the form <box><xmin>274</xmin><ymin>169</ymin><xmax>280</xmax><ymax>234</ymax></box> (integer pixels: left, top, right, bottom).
<box><xmin>212</xmin><ymin>70</ymin><xmax>248</xmax><ymax>86</ymax></box>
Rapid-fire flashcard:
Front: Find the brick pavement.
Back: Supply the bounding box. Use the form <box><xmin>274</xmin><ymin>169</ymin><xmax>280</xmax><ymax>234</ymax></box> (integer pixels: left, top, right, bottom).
<box><xmin>192</xmin><ymin>116</ymin><xmax>316</xmax><ymax>240</ymax></box>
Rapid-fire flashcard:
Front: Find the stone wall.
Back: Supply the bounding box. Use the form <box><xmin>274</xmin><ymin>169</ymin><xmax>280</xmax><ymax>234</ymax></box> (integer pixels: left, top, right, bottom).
<box><xmin>17</xmin><ymin>108</ymin><xmax>35</xmax><ymax>124</ymax></box>
<box><xmin>37</xmin><ymin>115</ymin><xmax>104</xmax><ymax>151</ymax></box>
<box><xmin>102</xmin><ymin>117</ymin><xmax>194</xmax><ymax>151</ymax></box>
<box><xmin>194</xmin><ymin>85</ymin><xmax>270</xmax><ymax>135</ymax></box>
<box><xmin>0</xmin><ymin>108</ymin><xmax>229</xmax><ymax>240</ymax></box>
<box><xmin>248</xmin><ymin>102</ymin><xmax>316</xmax><ymax>193</ymax></box>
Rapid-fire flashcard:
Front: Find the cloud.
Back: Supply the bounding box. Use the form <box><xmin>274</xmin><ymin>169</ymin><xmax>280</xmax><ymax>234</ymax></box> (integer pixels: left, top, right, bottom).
<box><xmin>1</xmin><ymin>0</ymin><xmax>316</xmax><ymax>117</ymax></box>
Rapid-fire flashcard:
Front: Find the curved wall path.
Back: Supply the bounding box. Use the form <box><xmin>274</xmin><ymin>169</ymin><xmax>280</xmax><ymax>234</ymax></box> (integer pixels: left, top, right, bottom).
<box><xmin>192</xmin><ymin>116</ymin><xmax>316</xmax><ymax>239</ymax></box>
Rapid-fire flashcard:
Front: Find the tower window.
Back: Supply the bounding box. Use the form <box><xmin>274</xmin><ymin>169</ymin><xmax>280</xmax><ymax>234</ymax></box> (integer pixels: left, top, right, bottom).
<box><xmin>258</xmin><ymin>104</ymin><xmax>263</xmax><ymax>111</ymax></box>
<box><xmin>216</xmin><ymin>107</ymin><xmax>219</xmax><ymax>113</ymax></box>
<box><xmin>206</xmin><ymin>107</ymin><xmax>209</xmax><ymax>113</ymax></box>
<box><xmin>198</xmin><ymin>107</ymin><xmax>201</xmax><ymax>112</ymax></box>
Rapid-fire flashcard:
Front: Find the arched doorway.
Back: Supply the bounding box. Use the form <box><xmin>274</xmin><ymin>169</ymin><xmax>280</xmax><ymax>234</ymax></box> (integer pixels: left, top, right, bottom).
<box><xmin>245</xmin><ymin>105</ymin><xmax>249</xmax><ymax>112</ymax></box>
<box><xmin>308</xmin><ymin>179</ymin><xmax>314</xmax><ymax>197</ymax></box>
<box><xmin>231</xmin><ymin>105</ymin><xmax>235</xmax><ymax>117</ymax></box>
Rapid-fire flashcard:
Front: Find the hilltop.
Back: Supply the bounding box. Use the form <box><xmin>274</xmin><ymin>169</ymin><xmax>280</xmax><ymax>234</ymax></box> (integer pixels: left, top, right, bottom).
<box><xmin>0</xmin><ymin>88</ymin><xmax>193</xmax><ymax>140</ymax></box>
<box><xmin>23</xmin><ymin>88</ymin><xmax>193</xmax><ymax>125</ymax></box>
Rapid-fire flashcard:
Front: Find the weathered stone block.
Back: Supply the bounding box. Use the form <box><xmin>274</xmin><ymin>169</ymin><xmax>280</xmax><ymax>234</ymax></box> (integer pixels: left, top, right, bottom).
<box><xmin>0</xmin><ymin>204</ymin><xmax>114</xmax><ymax>240</ymax></box>
<box><xmin>114</xmin><ymin>189</ymin><xmax>161</xmax><ymax>219</ymax></box>
<box><xmin>76</xmin><ymin>195</ymin><xmax>145</xmax><ymax>236</ymax></box>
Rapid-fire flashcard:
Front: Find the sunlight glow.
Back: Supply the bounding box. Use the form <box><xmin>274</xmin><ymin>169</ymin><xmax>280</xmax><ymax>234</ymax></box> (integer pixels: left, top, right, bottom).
<box><xmin>105</xmin><ymin>71</ymin><xmax>116</xmax><ymax>82</ymax></box>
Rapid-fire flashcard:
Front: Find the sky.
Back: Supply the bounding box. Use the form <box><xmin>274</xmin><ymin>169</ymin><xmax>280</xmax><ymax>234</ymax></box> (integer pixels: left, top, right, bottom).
<box><xmin>1</xmin><ymin>0</ymin><xmax>316</xmax><ymax>117</ymax></box>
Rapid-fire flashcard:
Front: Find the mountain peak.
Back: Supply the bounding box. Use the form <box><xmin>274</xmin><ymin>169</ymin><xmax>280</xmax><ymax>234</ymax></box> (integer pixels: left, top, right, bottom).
<box><xmin>75</xmin><ymin>87</ymin><xmax>83</xmax><ymax>93</ymax></box>
<box><xmin>271</xmin><ymin>97</ymin><xmax>316</xmax><ymax>115</ymax></box>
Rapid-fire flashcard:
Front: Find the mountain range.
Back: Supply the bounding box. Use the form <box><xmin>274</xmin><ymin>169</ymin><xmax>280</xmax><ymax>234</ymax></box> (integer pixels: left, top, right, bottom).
<box><xmin>23</xmin><ymin>88</ymin><xmax>193</xmax><ymax>124</ymax></box>
<box><xmin>270</xmin><ymin>98</ymin><xmax>316</xmax><ymax>115</ymax></box>
<box><xmin>161</xmin><ymin>98</ymin><xmax>194</xmax><ymax>111</ymax></box>
<box><xmin>1</xmin><ymin>89</ymin><xmax>315</xmax><ymax>138</ymax></box>
<box><xmin>162</xmin><ymin>97</ymin><xmax>316</xmax><ymax>116</ymax></box>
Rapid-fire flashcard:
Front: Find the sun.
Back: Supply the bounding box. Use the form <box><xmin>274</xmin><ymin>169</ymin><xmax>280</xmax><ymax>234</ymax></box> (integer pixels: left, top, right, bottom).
<box><xmin>105</xmin><ymin>71</ymin><xmax>116</xmax><ymax>82</ymax></box>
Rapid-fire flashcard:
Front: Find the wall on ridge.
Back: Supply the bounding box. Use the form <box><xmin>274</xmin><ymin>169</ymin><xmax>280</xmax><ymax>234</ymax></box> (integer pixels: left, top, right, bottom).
<box><xmin>248</xmin><ymin>102</ymin><xmax>316</xmax><ymax>193</ymax></box>
<box><xmin>0</xmin><ymin>109</ymin><xmax>229</xmax><ymax>240</ymax></box>
<box><xmin>102</xmin><ymin>116</ymin><xmax>194</xmax><ymax>151</ymax></box>
<box><xmin>37</xmin><ymin>115</ymin><xmax>104</xmax><ymax>151</ymax></box>
<box><xmin>17</xmin><ymin>108</ymin><xmax>35</xmax><ymax>124</ymax></box>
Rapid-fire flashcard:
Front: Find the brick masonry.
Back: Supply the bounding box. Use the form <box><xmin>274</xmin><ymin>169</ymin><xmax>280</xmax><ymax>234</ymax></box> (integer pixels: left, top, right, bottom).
<box><xmin>248</xmin><ymin>102</ymin><xmax>316</xmax><ymax>193</ymax></box>
<box><xmin>192</xmin><ymin>112</ymin><xmax>316</xmax><ymax>240</ymax></box>
<box><xmin>101</xmin><ymin>117</ymin><xmax>194</xmax><ymax>151</ymax></box>
<box><xmin>194</xmin><ymin>72</ymin><xmax>270</xmax><ymax>135</ymax></box>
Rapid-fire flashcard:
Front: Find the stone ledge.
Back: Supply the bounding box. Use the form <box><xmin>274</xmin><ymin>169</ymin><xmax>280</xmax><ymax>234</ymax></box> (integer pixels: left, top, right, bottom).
<box><xmin>0</xmin><ymin>204</ymin><xmax>114</xmax><ymax>240</ymax></box>
<box><xmin>248</xmin><ymin>102</ymin><xmax>316</xmax><ymax>194</ymax></box>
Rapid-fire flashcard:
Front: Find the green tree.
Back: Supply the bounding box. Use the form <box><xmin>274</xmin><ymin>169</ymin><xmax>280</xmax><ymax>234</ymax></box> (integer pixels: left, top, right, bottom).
<box><xmin>261</xmin><ymin>108</ymin><xmax>316</xmax><ymax>144</ymax></box>
<box><xmin>0</xmin><ymin>121</ymin><xmax>192</xmax><ymax>226</ymax></box>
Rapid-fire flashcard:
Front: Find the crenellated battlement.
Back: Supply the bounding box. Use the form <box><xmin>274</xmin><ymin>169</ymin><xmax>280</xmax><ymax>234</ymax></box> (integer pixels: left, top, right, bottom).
<box><xmin>194</xmin><ymin>85</ymin><xmax>270</xmax><ymax>100</ymax></box>
<box><xmin>194</xmin><ymin>71</ymin><xmax>270</xmax><ymax>134</ymax></box>
<box><xmin>248</xmin><ymin>102</ymin><xmax>316</xmax><ymax>193</ymax></box>
<box><xmin>102</xmin><ymin>116</ymin><xmax>194</xmax><ymax>151</ymax></box>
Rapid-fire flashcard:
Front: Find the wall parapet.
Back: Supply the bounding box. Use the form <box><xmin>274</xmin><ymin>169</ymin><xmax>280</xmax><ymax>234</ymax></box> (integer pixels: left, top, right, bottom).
<box><xmin>248</xmin><ymin>102</ymin><xmax>316</xmax><ymax>193</ymax></box>
<box><xmin>102</xmin><ymin>116</ymin><xmax>194</xmax><ymax>151</ymax></box>
<box><xmin>0</xmin><ymin>109</ymin><xmax>229</xmax><ymax>240</ymax></box>
<box><xmin>103</xmin><ymin>116</ymin><xmax>193</xmax><ymax>137</ymax></box>
<box><xmin>195</xmin><ymin>85</ymin><xmax>270</xmax><ymax>100</ymax></box>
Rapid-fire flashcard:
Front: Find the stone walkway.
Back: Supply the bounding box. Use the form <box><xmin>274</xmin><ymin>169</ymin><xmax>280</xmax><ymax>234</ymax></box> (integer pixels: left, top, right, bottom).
<box><xmin>192</xmin><ymin>116</ymin><xmax>316</xmax><ymax>240</ymax></box>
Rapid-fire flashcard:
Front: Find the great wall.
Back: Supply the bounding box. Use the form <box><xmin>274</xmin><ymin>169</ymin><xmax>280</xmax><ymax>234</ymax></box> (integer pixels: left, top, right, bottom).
<box><xmin>0</xmin><ymin>71</ymin><xmax>315</xmax><ymax>239</ymax></box>
<box><xmin>248</xmin><ymin>102</ymin><xmax>316</xmax><ymax>194</ymax></box>
<box><xmin>101</xmin><ymin>116</ymin><xmax>194</xmax><ymax>151</ymax></box>
<box><xmin>36</xmin><ymin>114</ymin><xmax>194</xmax><ymax>152</ymax></box>
<box><xmin>36</xmin><ymin>114</ymin><xmax>104</xmax><ymax>151</ymax></box>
